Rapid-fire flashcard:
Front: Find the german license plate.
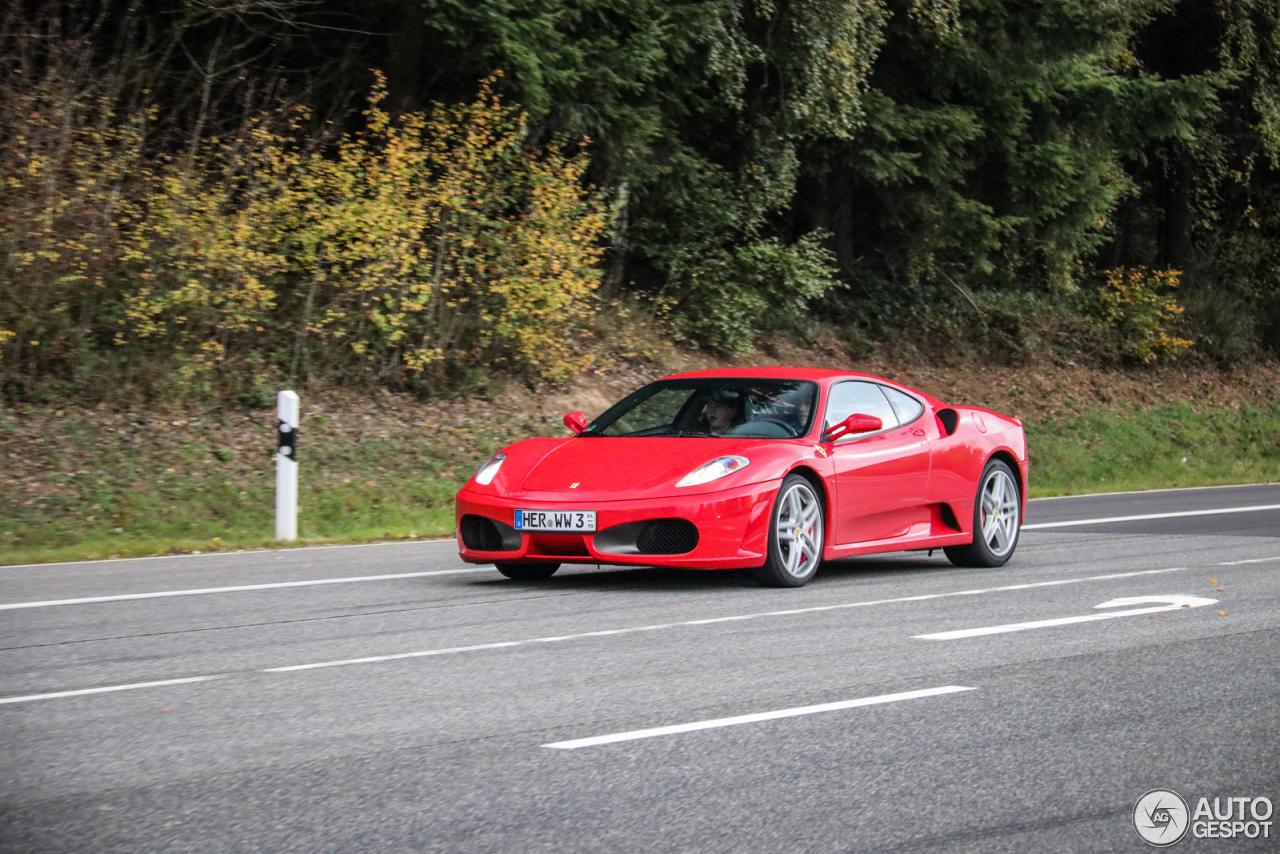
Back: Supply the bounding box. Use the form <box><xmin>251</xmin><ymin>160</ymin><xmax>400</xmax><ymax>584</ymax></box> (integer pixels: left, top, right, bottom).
<box><xmin>514</xmin><ymin>509</ymin><xmax>596</xmax><ymax>532</ymax></box>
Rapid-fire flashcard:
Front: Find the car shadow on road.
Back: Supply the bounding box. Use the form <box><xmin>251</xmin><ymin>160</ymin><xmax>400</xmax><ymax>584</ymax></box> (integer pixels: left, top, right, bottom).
<box><xmin>468</xmin><ymin>565</ymin><xmax>760</xmax><ymax>591</ymax></box>
<box><xmin>465</xmin><ymin>552</ymin><xmax>967</xmax><ymax>593</ymax></box>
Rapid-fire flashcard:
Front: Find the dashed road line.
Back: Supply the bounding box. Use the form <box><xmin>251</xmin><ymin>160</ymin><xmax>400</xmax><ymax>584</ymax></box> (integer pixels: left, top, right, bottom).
<box><xmin>4</xmin><ymin>557</ymin><xmax>1271</xmax><ymax>705</ymax></box>
<box><xmin>542</xmin><ymin>686</ymin><xmax>976</xmax><ymax>749</ymax></box>
<box><xmin>264</xmin><ymin>566</ymin><xmax>1193</xmax><ymax>673</ymax></box>
<box><xmin>0</xmin><ymin>675</ymin><xmax>225</xmax><ymax>705</ymax></box>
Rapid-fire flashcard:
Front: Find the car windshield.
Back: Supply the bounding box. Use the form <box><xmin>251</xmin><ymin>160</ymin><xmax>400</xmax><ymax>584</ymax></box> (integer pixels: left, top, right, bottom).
<box><xmin>585</xmin><ymin>378</ymin><xmax>819</xmax><ymax>439</ymax></box>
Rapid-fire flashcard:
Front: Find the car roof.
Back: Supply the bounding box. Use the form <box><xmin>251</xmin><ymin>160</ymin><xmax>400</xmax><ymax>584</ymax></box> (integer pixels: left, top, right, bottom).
<box><xmin>662</xmin><ymin>366</ymin><xmax>884</xmax><ymax>383</ymax></box>
<box><xmin>658</xmin><ymin>366</ymin><xmax>946</xmax><ymax>407</ymax></box>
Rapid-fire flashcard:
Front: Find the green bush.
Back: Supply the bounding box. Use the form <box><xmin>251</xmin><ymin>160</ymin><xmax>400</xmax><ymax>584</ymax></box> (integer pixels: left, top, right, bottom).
<box><xmin>670</xmin><ymin>234</ymin><xmax>840</xmax><ymax>352</ymax></box>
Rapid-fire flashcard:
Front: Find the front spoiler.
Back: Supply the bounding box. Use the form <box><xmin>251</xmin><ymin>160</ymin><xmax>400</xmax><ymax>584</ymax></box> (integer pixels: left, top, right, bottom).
<box><xmin>455</xmin><ymin>480</ymin><xmax>782</xmax><ymax>569</ymax></box>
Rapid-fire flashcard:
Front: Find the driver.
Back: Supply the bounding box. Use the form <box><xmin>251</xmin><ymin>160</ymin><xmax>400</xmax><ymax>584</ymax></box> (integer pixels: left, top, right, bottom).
<box><xmin>758</xmin><ymin>387</ymin><xmax>813</xmax><ymax>436</ymax></box>
<box><xmin>701</xmin><ymin>390</ymin><xmax>743</xmax><ymax>435</ymax></box>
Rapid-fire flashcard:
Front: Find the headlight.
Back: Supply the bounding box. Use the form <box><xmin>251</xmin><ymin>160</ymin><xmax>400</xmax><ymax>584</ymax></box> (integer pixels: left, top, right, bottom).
<box><xmin>474</xmin><ymin>453</ymin><xmax>507</xmax><ymax>485</ymax></box>
<box><xmin>676</xmin><ymin>455</ymin><xmax>750</xmax><ymax>487</ymax></box>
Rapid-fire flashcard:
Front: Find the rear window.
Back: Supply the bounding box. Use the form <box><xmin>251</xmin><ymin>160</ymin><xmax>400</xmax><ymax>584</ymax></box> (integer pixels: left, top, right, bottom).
<box><xmin>882</xmin><ymin>386</ymin><xmax>925</xmax><ymax>424</ymax></box>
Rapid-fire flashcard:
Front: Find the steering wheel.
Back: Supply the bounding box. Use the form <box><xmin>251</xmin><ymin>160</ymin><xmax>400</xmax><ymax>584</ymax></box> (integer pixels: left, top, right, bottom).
<box><xmin>728</xmin><ymin>416</ymin><xmax>800</xmax><ymax>438</ymax></box>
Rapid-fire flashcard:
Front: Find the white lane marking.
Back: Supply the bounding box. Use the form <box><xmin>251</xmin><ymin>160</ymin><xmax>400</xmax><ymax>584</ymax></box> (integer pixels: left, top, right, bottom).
<box><xmin>264</xmin><ymin>566</ymin><xmax>1191</xmax><ymax>673</ymax></box>
<box><xmin>0</xmin><ymin>675</ymin><xmax>224</xmax><ymax>705</ymax></box>
<box><xmin>0</xmin><ymin>567</ymin><xmax>489</xmax><ymax>611</ymax></box>
<box><xmin>0</xmin><ymin>537</ymin><xmax>457</xmax><ymax>570</ymax></box>
<box><xmin>913</xmin><ymin>595</ymin><xmax>1220</xmax><ymax>641</ymax></box>
<box><xmin>0</xmin><ymin>566</ymin><xmax>1210</xmax><ymax>704</ymax></box>
<box><xmin>1030</xmin><ymin>482</ymin><xmax>1280</xmax><ymax>501</ymax></box>
<box><xmin>1023</xmin><ymin>504</ymin><xmax>1280</xmax><ymax>530</ymax></box>
<box><xmin>542</xmin><ymin>686</ymin><xmax>976</xmax><ymax>749</ymax></box>
<box><xmin>1217</xmin><ymin>556</ymin><xmax>1280</xmax><ymax>565</ymax></box>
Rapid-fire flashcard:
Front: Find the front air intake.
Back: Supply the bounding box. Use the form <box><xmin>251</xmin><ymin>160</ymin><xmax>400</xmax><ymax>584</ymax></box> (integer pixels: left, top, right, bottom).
<box><xmin>595</xmin><ymin>518</ymin><xmax>700</xmax><ymax>556</ymax></box>
<box><xmin>459</xmin><ymin>514</ymin><xmax>521</xmax><ymax>551</ymax></box>
<box><xmin>636</xmin><ymin>519</ymin><xmax>699</xmax><ymax>555</ymax></box>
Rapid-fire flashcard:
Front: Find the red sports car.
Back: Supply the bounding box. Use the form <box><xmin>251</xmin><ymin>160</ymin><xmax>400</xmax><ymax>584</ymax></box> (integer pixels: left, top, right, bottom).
<box><xmin>455</xmin><ymin>368</ymin><xmax>1027</xmax><ymax>587</ymax></box>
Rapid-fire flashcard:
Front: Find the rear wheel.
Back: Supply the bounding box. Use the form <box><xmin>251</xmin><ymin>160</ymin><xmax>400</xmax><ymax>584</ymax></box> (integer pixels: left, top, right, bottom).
<box><xmin>944</xmin><ymin>459</ymin><xmax>1021</xmax><ymax>567</ymax></box>
<box><xmin>495</xmin><ymin>561</ymin><xmax>560</xmax><ymax>581</ymax></box>
<box><xmin>754</xmin><ymin>474</ymin><xmax>825</xmax><ymax>588</ymax></box>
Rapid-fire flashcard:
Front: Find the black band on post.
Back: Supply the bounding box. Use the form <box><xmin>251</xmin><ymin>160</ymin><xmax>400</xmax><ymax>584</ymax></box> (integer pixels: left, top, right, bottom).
<box><xmin>278</xmin><ymin>422</ymin><xmax>298</xmax><ymax>462</ymax></box>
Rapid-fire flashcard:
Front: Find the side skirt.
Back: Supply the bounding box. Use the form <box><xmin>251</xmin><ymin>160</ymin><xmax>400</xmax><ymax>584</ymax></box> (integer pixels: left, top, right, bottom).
<box><xmin>822</xmin><ymin>531</ymin><xmax>973</xmax><ymax>560</ymax></box>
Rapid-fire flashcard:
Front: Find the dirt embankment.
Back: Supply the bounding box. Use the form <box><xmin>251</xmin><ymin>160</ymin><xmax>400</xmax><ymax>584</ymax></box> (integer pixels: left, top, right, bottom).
<box><xmin>566</xmin><ymin>344</ymin><xmax>1280</xmax><ymax>426</ymax></box>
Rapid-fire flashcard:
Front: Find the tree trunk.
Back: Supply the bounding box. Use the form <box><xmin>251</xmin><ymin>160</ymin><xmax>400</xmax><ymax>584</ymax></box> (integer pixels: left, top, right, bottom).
<box><xmin>797</xmin><ymin>168</ymin><xmax>857</xmax><ymax>278</ymax></box>
<box><xmin>1161</xmin><ymin>150</ymin><xmax>1195</xmax><ymax>276</ymax></box>
<box><xmin>387</xmin><ymin>1</ymin><xmax>425</xmax><ymax>115</ymax></box>
<box><xmin>602</xmin><ymin>180</ymin><xmax>630</xmax><ymax>299</ymax></box>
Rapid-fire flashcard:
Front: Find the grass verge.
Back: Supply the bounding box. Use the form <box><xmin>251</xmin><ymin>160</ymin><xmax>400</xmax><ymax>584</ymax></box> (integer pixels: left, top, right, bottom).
<box><xmin>1025</xmin><ymin>401</ymin><xmax>1280</xmax><ymax>496</ymax></box>
<box><xmin>0</xmin><ymin>391</ymin><xmax>543</xmax><ymax>566</ymax></box>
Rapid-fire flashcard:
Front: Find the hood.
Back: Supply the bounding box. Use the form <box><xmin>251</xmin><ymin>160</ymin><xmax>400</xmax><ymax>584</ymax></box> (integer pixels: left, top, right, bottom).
<box><xmin>519</xmin><ymin>437</ymin><xmax>752</xmax><ymax>494</ymax></box>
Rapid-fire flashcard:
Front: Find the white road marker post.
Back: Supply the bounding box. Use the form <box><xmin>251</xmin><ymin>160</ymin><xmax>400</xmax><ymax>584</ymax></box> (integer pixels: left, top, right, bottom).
<box><xmin>276</xmin><ymin>390</ymin><xmax>300</xmax><ymax>541</ymax></box>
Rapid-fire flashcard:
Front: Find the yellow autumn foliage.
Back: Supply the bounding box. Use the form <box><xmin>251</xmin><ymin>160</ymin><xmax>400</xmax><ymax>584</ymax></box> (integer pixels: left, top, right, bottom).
<box><xmin>0</xmin><ymin>66</ymin><xmax>155</xmax><ymax>378</ymax></box>
<box><xmin>1</xmin><ymin>69</ymin><xmax>608</xmax><ymax>387</ymax></box>
<box><xmin>1098</xmin><ymin>266</ymin><xmax>1195</xmax><ymax>363</ymax></box>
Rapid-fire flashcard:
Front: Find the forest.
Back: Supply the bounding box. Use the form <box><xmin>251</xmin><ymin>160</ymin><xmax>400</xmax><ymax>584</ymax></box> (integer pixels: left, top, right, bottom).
<box><xmin>2</xmin><ymin>0</ymin><xmax>1279</xmax><ymax>401</ymax></box>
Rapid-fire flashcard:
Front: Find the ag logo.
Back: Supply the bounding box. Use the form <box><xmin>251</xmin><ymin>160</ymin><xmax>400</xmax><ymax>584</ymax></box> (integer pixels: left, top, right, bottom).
<box><xmin>1134</xmin><ymin>789</ymin><xmax>1190</xmax><ymax>846</ymax></box>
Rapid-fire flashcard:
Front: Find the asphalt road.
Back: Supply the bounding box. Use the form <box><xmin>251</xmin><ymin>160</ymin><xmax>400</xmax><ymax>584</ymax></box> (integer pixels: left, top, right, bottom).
<box><xmin>2</xmin><ymin>483</ymin><xmax>1278</xmax><ymax>853</ymax></box>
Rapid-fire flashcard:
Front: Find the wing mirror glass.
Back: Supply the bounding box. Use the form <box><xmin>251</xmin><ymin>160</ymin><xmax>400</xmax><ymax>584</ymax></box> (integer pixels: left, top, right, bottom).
<box><xmin>825</xmin><ymin>412</ymin><xmax>882</xmax><ymax>442</ymax></box>
<box><xmin>564</xmin><ymin>411</ymin><xmax>588</xmax><ymax>434</ymax></box>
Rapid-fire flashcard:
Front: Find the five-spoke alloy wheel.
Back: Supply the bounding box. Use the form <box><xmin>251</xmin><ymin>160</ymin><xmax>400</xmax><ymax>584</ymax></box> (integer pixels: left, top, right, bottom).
<box><xmin>755</xmin><ymin>474</ymin><xmax>825</xmax><ymax>587</ymax></box>
<box><xmin>944</xmin><ymin>459</ymin><xmax>1021</xmax><ymax>567</ymax></box>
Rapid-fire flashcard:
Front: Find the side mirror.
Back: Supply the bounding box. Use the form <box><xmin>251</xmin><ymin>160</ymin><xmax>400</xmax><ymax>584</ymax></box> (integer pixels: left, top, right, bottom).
<box><xmin>824</xmin><ymin>412</ymin><xmax>882</xmax><ymax>442</ymax></box>
<box><xmin>564</xmin><ymin>411</ymin><xmax>588</xmax><ymax>434</ymax></box>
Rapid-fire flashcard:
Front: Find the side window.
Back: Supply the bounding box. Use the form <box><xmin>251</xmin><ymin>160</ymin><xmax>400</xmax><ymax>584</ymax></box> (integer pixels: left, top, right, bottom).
<box><xmin>881</xmin><ymin>386</ymin><xmax>924</xmax><ymax>425</ymax></box>
<box><xmin>824</xmin><ymin>382</ymin><xmax>898</xmax><ymax>436</ymax></box>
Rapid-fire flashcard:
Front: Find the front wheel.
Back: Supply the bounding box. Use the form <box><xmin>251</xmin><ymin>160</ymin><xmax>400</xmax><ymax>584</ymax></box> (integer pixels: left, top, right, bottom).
<box><xmin>754</xmin><ymin>474</ymin><xmax>825</xmax><ymax>588</ymax></box>
<box><xmin>495</xmin><ymin>561</ymin><xmax>560</xmax><ymax>581</ymax></box>
<box><xmin>944</xmin><ymin>459</ymin><xmax>1021</xmax><ymax>568</ymax></box>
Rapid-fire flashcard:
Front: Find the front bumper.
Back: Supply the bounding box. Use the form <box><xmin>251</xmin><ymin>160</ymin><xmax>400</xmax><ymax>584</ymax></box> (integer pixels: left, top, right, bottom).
<box><xmin>455</xmin><ymin>480</ymin><xmax>781</xmax><ymax>569</ymax></box>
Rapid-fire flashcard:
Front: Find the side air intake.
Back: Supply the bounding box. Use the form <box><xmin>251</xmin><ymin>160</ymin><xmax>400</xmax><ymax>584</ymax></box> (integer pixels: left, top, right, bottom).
<box><xmin>936</xmin><ymin>408</ymin><xmax>959</xmax><ymax>437</ymax></box>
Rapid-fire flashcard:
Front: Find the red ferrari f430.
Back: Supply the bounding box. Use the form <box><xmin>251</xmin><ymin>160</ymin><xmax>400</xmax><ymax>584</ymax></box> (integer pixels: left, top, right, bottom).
<box><xmin>455</xmin><ymin>368</ymin><xmax>1027</xmax><ymax>587</ymax></box>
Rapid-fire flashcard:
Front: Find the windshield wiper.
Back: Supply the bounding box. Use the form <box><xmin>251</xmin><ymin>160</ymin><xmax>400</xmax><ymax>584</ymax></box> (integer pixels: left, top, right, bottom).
<box><xmin>599</xmin><ymin>428</ymin><xmax>717</xmax><ymax>437</ymax></box>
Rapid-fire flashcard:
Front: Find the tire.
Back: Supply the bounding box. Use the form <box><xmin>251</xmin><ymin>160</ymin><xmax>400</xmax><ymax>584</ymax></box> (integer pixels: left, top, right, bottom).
<box><xmin>944</xmin><ymin>459</ymin><xmax>1021</xmax><ymax>568</ymax></box>
<box><xmin>753</xmin><ymin>474</ymin><xmax>825</xmax><ymax>588</ymax></box>
<box><xmin>495</xmin><ymin>561</ymin><xmax>561</xmax><ymax>581</ymax></box>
